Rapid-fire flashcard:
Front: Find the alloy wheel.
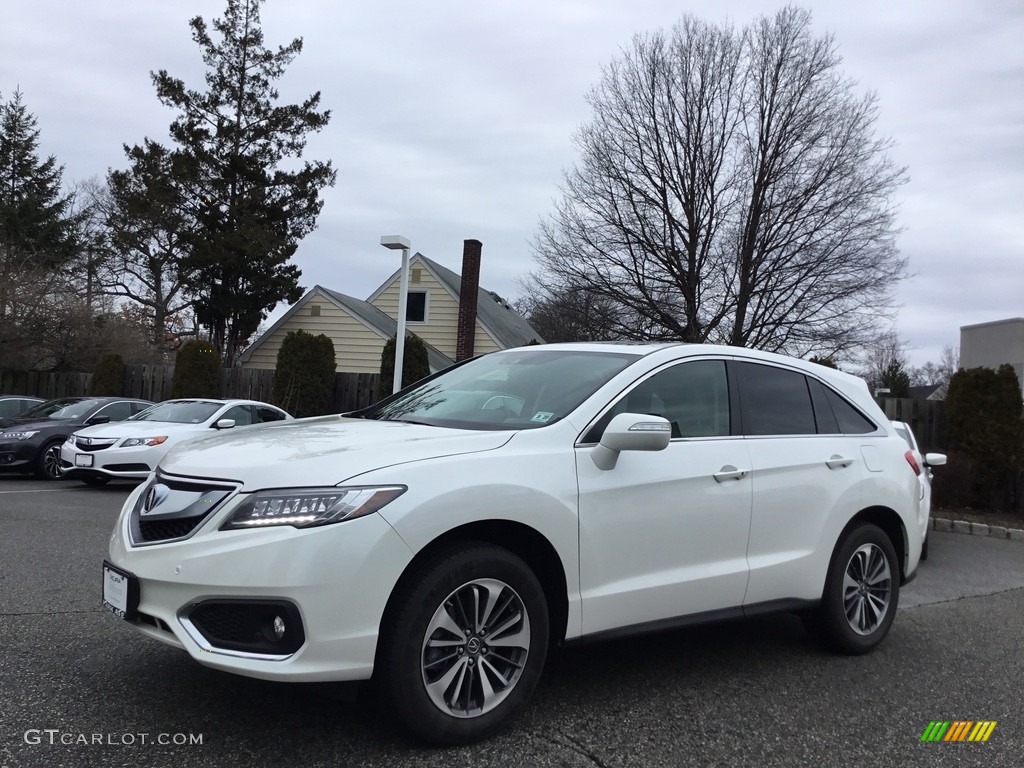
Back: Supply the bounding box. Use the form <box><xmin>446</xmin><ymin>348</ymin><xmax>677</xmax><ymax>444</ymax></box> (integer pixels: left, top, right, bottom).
<box><xmin>420</xmin><ymin>578</ymin><xmax>530</xmax><ymax>718</ymax></box>
<box><xmin>42</xmin><ymin>444</ymin><xmax>63</xmax><ymax>479</ymax></box>
<box><xmin>842</xmin><ymin>542</ymin><xmax>891</xmax><ymax>635</ymax></box>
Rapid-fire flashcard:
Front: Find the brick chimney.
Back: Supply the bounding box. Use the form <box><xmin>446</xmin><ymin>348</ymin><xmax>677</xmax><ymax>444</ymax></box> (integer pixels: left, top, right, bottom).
<box><xmin>455</xmin><ymin>239</ymin><xmax>482</xmax><ymax>361</ymax></box>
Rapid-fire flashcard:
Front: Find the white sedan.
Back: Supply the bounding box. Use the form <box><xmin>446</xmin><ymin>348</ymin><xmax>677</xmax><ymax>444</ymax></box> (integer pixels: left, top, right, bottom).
<box><xmin>61</xmin><ymin>399</ymin><xmax>292</xmax><ymax>485</ymax></box>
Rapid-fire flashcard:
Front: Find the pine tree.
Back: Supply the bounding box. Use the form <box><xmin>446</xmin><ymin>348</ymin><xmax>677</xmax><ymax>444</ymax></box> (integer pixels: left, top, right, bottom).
<box><xmin>0</xmin><ymin>89</ymin><xmax>83</xmax><ymax>366</ymax></box>
<box><xmin>150</xmin><ymin>0</ymin><xmax>336</xmax><ymax>366</ymax></box>
<box><xmin>0</xmin><ymin>91</ymin><xmax>80</xmax><ymax>313</ymax></box>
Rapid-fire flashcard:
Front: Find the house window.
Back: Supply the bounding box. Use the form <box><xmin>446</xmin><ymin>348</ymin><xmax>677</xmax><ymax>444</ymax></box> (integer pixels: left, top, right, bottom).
<box><xmin>310</xmin><ymin>304</ymin><xmax>321</xmax><ymax>316</ymax></box>
<box><xmin>406</xmin><ymin>291</ymin><xmax>427</xmax><ymax>322</ymax></box>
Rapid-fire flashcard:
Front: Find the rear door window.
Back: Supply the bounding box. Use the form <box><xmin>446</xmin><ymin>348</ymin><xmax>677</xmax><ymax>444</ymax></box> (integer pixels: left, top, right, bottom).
<box><xmin>733</xmin><ymin>362</ymin><xmax>816</xmax><ymax>436</ymax></box>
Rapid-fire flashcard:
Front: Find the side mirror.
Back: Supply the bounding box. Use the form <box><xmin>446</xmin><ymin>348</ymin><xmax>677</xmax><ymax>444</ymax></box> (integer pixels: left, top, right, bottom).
<box><xmin>591</xmin><ymin>413</ymin><xmax>671</xmax><ymax>470</ymax></box>
<box><xmin>87</xmin><ymin>416</ymin><xmax>111</xmax><ymax>425</ymax></box>
<box><xmin>214</xmin><ymin>419</ymin><xmax>236</xmax><ymax>430</ymax></box>
<box><xmin>924</xmin><ymin>452</ymin><xmax>946</xmax><ymax>468</ymax></box>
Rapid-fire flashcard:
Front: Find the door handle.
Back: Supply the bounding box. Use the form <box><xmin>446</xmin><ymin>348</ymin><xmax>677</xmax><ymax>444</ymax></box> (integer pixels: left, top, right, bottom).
<box><xmin>825</xmin><ymin>455</ymin><xmax>854</xmax><ymax>470</ymax></box>
<box><xmin>714</xmin><ymin>465</ymin><xmax>749</xmax><ymax>483</ymax></box>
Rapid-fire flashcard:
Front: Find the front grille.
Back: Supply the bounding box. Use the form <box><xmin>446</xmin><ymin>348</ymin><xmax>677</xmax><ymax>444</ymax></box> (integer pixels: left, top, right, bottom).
<box><xmin>76</xmin><ymin>438</ymin><xmax>117</xmax><ymax>452</ymax></box>
<box><xmin>138</xmin><ymin>514</ymin><xmax>209</xmax><ymax>542</ymax></box>
<box><xmin>185</xmin><ymin>600</ymin><xmax>305</xmax><ymax>655</ymax></box>
<box><xmin>128</xmin><ymin>472</ymin><xmax>237</xmax><ymax>547</ymax></box>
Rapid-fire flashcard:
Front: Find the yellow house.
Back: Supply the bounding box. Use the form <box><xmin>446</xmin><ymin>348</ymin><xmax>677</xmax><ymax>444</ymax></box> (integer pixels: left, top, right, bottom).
<box><xmin>239</xmin><ymin>247</ymin><xmax>542</xmax><ymax>374</ymax></box>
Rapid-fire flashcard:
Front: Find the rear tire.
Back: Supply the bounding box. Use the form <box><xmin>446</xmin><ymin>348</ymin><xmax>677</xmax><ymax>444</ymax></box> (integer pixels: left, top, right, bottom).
<box><xmin>375</xmin><ymin>542</ymin><xmax>549</xmax><ymax>745</ymax></box>
<box><xmin>805</xmin><ymin>523</ymin><xmax>899</xmax><ymax>655</ymax></box>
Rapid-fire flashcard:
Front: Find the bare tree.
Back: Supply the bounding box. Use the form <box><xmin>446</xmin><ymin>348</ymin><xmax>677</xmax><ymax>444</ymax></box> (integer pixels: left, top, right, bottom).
<box><xmin>533</xmin><ymin>7</ymin><xmax>907</xmax><ymax>356</ymax></box>
<box><xmin>858</xmin><ymin>330</ymin><xmax>908</xmax><ymax>393</ymax></box>
<box><xmin>515</xmin><ymin>283</ymin><xmax>623</xmax><ymax>343</ymax></box>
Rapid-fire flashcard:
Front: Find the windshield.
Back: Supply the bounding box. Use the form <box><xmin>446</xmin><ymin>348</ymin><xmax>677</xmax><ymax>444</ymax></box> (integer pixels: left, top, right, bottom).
<box><xmin>360</xmin><ymin>349</ymin><xmax>639</xmax><ymax>430</ymax></box>
<box><xmin>21</xmin><ymin>398</ymin><xmax>94</xmax><ymax>420</ymax></box>
<box><xmin>131</xmin><ymin>401</ymin><xmax>222</xmax><ymax>424</ymax></box>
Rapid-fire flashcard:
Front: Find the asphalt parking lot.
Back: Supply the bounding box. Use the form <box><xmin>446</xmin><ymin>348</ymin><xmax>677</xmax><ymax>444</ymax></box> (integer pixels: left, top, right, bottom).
<box><xmin>1</xmin><ymin>475</ymin><xmax>1022</xmax><ymax>768</ymax></box>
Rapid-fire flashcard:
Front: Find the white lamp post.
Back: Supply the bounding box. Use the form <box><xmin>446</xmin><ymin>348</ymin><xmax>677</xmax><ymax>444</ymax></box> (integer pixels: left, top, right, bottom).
<box><xmin>380</xmin><ymin>235</ymin><xmax>411</xmax><ymax>394</ymax></box>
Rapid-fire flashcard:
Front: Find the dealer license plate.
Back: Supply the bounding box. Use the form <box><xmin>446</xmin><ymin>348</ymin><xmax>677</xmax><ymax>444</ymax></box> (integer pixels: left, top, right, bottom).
<box><xmin>102</xmin><ymin>562</ymin><xmax>138</xmax><ymax>620</ymax></box>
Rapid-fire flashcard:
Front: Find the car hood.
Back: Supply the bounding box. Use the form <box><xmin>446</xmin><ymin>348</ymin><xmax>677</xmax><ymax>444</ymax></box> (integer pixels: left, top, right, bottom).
<box><xmin>158</xmin><ymin>416</ymin><xmax>515</xmax><ymax>490</ymax></box>
<box><xmin>0</xmin><ymin>417</ymin><xmax>76</xmax><ymax>433</ymax></box>
<box><xmin>73</xmin><ymin>420</ymin><xmax>211</xmax><ymax>438</ymax></box>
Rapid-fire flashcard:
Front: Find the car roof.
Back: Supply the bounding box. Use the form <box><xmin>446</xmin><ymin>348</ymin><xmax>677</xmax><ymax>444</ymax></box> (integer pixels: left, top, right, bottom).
<box><xmin>154</xmin><ymin>398</ymin><xmax>281</xmax><ymax>407</ymax></box>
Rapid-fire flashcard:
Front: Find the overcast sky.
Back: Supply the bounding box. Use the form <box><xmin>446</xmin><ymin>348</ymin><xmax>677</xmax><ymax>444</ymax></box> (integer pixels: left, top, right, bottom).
<box><xmin>3</xmin><ymin>0</ymin><xmax>1022</xmax><ymax>367</ymax></box>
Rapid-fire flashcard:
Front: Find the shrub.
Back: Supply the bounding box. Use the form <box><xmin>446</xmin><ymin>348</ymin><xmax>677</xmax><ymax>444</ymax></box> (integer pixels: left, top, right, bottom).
<box><xmin>378</xmin><ymin>333</ymin><xmax>430</xmax><ymax>399</ymax></box>
<box><xmin>171</xmin><ymin>340</ymin><xmax>221</xmax><ymax>398</ymax></box>
<box><xmin>89</xmin><ymin>354</ymin><xmax>124</xmax><ymax>396</ymax></box>
<box><xmin>272</xmin><ymin>330</ymin><xmax>337</xmax><ymax>417</ymax></box>
<box><xmin>944</xmin><ymin>364</ymin><xmax>1023</xmax><ymax>510</ymax></box>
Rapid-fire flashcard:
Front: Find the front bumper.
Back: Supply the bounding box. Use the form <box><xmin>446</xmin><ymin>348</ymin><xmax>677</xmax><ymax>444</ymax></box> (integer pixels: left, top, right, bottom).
<box><xmin>0</xmin><ymin>439</ymin><xmax>40</xmax><ymax>471</ymax></box>
<box><xmin>60</xmin><ymin>443</ymin><xmax>154</xmax><ymax>479</ymax></box>
<box><xmin>106</xmin><ymin>480</ymin><xmax>414</xmax><ymax>682</ymax></box>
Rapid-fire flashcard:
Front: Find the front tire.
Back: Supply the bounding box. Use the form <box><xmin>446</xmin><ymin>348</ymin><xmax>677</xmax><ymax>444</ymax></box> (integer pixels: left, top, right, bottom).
<box><xmin>375</xmin><ymin>543</ymin><xmax>549</xmax><ymax>745</ymax></box>
<box><xmin>35</xmin><ymin>440</ymin><xmax>64</xmax><ymax>480</ymax></box>
<box><xmin>805</xmin><ymin>523</ymin><xmax>899</xmax><ymax>655</ymax></box>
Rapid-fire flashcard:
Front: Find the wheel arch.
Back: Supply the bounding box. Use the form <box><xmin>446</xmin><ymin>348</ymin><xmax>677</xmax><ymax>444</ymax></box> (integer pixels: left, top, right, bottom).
<box><xmin>379</xmin><ymin>520</ymin><xmax>569</xmax><ymax>650</ymax></box>
<box><xmin>842</xmin><ymin>506</ymin><xmax>908</xmax><ymax>582</ymax></box>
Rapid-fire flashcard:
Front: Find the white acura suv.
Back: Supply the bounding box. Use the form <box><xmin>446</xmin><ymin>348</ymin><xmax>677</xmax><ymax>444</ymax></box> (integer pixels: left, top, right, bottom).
<box><xmin>103</xmin><ymin>344</ymin><xmax>922</xmax><ymax>744</ymax></box>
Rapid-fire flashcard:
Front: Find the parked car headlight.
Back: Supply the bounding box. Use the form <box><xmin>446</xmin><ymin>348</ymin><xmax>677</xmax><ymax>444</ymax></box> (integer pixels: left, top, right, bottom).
<box><xmin>66</xmin><ymin>434</ymin><xmax>76</xmax><ymax>444</ymax></box>
<box><xmin>221</xmin><ymin>486</ymin><xmax>406</xmax><ymax>530</ymax></box>
<box><xmin>3</xmin><ymin>431</ymin><xmax>38</xmax><ymax>441</ymax></box>
<box><xmin>120</xmin><ymin>436</ymin><xmax>168</xmax><ymax>447</ymax></box>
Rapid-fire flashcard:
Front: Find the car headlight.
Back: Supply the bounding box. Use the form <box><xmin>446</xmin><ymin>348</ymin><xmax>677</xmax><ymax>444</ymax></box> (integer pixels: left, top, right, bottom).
<box><xmin>66</xmin><ymin>434</ymin><xmax>76</xmax><ymax>444</ymax></box>
<box><xmin>221</xmin><ymin>486</ymin><xmax>406</xmax><ymax>530</ymax></box>
<box><xmin>120</xmin><ymin>436</ymin><xmax>168</xmax><ymax>447</ymax></box>
<box><xmin>3</xmin><ymin>431</ymin><xmax>38</xmax><ymax>441</ymax></box>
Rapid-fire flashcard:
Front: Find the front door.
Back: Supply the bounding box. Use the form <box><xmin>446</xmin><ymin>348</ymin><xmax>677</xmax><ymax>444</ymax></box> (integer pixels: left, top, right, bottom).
<box><xmin>575</xmin><ymin>360</ymin><xmax>752</xmax><ymax>635</ymax></box>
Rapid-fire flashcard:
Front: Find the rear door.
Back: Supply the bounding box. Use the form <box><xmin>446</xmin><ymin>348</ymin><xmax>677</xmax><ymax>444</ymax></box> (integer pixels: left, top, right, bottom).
<box><xmin>732</xmin><ymin>362</ymin><xmax>871</xmax><ymax>605</ymax></box>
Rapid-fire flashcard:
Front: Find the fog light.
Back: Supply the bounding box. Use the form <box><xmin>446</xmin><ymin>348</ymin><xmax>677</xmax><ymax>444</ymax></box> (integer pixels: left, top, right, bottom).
<box><xmin>273</xmin><ymin>615</ymin><xmax>286</xmax><ymax>640</ymax></box>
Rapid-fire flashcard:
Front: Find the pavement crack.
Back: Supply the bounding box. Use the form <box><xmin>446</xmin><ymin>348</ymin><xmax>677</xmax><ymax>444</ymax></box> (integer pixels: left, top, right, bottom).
<box><xmin>537</xmin><ymin>729</ymin><xmax>611</xmax><ymax>768</ymax></box>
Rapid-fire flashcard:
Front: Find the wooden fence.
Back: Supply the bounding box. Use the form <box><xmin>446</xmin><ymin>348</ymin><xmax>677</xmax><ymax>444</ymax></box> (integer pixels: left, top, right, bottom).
<box><xmin>0</xmin><ymin>366</ymin><xmax>380</xmax><ymax>414</ymax></box>
<box><xmin>878</xmin><ymin>397</ymin><xmax>945</xmax><ymax>453</ymax></box>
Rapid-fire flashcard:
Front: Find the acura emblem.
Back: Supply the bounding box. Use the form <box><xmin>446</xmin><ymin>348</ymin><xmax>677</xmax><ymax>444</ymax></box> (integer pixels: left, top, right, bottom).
<box><xmin>143</xmin><ymin>484</ymin><xmax>169</xmax><ymax>513</ymax></box>
<box><xmin>83</xmin><ymin>437</ymin><xmax>92</xmax><ymax>445</ymax></box>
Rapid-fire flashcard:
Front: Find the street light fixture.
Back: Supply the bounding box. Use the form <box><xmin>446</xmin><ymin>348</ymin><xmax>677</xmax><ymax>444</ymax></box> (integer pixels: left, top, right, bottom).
<box><xmin>380</xmin><ymin>235</ymin><xmax>411</xmax><ymax>395</ymax></box>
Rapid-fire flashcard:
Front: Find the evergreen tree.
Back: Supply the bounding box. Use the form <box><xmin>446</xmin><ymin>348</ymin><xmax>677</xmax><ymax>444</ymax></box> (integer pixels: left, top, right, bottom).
<box><xmin>945</xmin><ymin>365</ymin><xmax>1023</xmax><ymax>509</ymax></box>
<box><xmin>150</xmin><ymin>0</ymin><xmax>336</xmax><ymax>366</ymax></box>
<box><xmin>171</xmin><ymin>339</ymin><xmax>222</xmax><ymax>397</ymax></box>
<box><xmin>103</xmin><ymin>140</ymin><xmax>194</xmax><ymax>353</ymax></box>
<box><xmin>878</xmin><ymin>359</ymin><xmax>911</xmax><ymax>397</ymax></box>
<box><xmin>378</xmin><ymin>333</ymin><xmax>431</xmax><ymax>399</ymax></box>
<box><xmin>271</xmin><ymin>329</ymin><xmax>336</xmax><ymax>417</ymax></box>
<box><xmin>0</xmin><ymin>89</ymin><xmax>84</xmax><ymax>366</ymax></box>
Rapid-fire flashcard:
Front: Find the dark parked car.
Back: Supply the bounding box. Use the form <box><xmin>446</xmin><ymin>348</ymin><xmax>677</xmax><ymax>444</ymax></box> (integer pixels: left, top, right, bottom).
<box><xmin>0</xmin><ymin>396</ymin><xmax>44</xmax><ymax>418</ymax></box>
<box><xmin>0</xmin><ymin>397</ymin><xmax>154</xmax><ymax>480</ymax></box>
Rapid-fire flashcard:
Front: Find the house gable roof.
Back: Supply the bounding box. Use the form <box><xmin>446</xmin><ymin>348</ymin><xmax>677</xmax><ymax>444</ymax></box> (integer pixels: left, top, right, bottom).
<box><xmin>239</xmin><ymin>286</ymin><xmax>454</xmax><ymax>372</ymax></box>
<box><xmin>367</xmin><ymin>253</ymin><xmax>542</xmax><ymax>349</ymax></box>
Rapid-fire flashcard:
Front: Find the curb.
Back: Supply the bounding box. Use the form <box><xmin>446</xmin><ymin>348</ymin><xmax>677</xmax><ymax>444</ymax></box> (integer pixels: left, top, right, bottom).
<box><xmin>931</xmin><ymin>517</ymin><xmax>1024</xmax><ymax>542</ymax></box>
